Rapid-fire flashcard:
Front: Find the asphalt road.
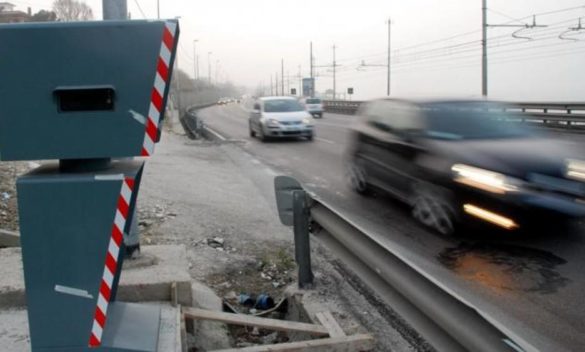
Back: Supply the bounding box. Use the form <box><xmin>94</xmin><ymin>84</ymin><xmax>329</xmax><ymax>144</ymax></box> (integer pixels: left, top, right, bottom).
<box><xmin>200</xmin><ymin>102</ymin><xmax>585</xmax><ymax>352</ymax></box>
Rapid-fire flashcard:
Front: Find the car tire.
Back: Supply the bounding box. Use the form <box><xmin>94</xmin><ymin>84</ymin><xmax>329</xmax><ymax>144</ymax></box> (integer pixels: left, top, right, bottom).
<box><xmin>307</xmin><ymin>133</ymin><xmax>314</xmax><ymax>141</ymax></box>
<box><xmin>258</xmin><ymin>127</ymin><xmax>266</xmax><ymax>142</ymax></box>
<box><xmin>411</xmin><ymin>182</ymin><xmax>457</xmax><ymax>236</ymax></box>
<box><xmin>347</xmin><ymin>157</ymin><xmax>369</xmax><ymax>195</ymax></box>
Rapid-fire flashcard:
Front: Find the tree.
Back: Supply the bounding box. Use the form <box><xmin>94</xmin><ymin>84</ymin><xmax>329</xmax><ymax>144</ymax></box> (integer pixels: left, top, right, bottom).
<box><xmin>29</xmin><ymin>10</ymin><xmax>57</xmax><ymax>22</ymax></box>
<box><xmin>52</xmin><ymin>0</ymin><xmax>93</xmax><ymax>21</ymax></box>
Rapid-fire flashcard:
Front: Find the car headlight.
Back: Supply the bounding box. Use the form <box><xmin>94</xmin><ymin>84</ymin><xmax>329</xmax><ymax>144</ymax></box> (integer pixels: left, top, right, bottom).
<box><xmin>566</xmin><ymin>159</ymin><xmax>585</xmax><ymax>182</ymax></box>
<box><xmin>302</xmin><ymin>117</ymin><xmax>313</xmax><ymax>125</ymax></box>
<box><xmin>266</xmin><ymin>118</ymin><xmax>280</xmax><ymax>127</ymax></box>
<box><xmin>451</xmin><ymin>164</ymin><xmax>522</xmax><ymax>194</ymax></box>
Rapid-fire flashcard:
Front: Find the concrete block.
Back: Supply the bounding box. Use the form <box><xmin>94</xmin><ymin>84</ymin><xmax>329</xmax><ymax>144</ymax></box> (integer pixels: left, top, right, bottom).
<box><xmin>0</xmin><ymin>303</ymin><xmax>182</xmax><ymax>352</ymax></box>
<box><xmin>0</xmin><ymin>245</ymin><xmax>192</xmax><ymax>309</ymax></box>
<box><xmin>0</xmin><ymin>229</ymin><xmax>19</xmax><ymax>248</ymax></box>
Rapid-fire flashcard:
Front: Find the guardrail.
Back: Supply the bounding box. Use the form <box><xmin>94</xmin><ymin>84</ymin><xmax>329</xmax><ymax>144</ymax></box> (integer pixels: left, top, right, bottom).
<box><xmin>323</xmin><ymin>100</ymin><xmax>585</xmax><ymax>131</ymax></box>
<box><xmin>180</xmin><ymin>102</ymin><xmax>218</xmax><ymax>139</ymax></box>
<box><xmin>274</xmin><ymin>176</ymin><xmax>529</xmax><ymax>352</ymax></box>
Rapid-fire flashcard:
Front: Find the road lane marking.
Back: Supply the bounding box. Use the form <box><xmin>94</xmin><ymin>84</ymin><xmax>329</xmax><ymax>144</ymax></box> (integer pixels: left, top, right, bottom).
<box><xmin>204</xmin><ymin>126</ymin><xmax>227</xmax><ymax>141</ymax></box>
<box><xmin>316</xmin><ymin>137</ymin><xmax>335</xmax><ymax>144</ymax></box>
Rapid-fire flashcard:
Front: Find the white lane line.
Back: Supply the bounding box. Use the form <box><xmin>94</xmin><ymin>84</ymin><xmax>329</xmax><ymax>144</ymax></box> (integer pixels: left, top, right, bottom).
<box><xmin>316</xmin><ymin>121</ymin><xmax>349</xmax><ymax>129</ymax></box>
<box><xmin>204</xmin><ymin>126</ymin><xmax>227</xmax><ymax>141</ymax></box>
<box><xmin>315</xmin><ymin>137</ymin><xmax>335</xmax><ymax>144</ymax></box>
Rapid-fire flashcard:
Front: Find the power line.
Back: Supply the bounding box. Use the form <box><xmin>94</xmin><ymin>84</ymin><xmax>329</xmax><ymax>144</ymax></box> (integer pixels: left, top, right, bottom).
<box><xmin>132</xmin><ymin>0</ymin><xmax>147</xmax><ymax>19</ymax></box>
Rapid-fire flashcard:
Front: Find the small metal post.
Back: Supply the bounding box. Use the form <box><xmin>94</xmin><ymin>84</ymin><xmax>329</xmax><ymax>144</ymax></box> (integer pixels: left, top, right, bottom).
<box><xmin>293</xmin><ymin>190</ymin><xmax>314</xmax><ymax>289</ymax></box>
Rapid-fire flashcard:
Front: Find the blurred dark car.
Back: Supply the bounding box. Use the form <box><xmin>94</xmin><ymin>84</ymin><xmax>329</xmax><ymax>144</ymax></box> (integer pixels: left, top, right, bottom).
<box><xmin>346</xmin><ymin>98</ymin><xmax>585</xmax><ymax>235</ymax></box>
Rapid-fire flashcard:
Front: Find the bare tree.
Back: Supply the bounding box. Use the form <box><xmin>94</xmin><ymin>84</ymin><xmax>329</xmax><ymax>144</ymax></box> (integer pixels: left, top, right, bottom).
<box><xmin>52</xmin><ymin>0</ymin><xmax>93</xmax><ymax>21</ymax></box>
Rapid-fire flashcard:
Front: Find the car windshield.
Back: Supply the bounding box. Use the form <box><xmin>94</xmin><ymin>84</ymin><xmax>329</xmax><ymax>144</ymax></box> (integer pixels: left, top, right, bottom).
<box><xmin>306</xmin><ymin>99</ymin><xmax>321</xmax><ymax>104</ymax></box>
<box><xmin>264</xmin><ymin>99</ymin><xmax>304</xmax><ymax>112</ymax></box>
<box><xmin>424</xmin><ymin>104</ymin><xmax>535</xmax><ymax>140</ymax></box>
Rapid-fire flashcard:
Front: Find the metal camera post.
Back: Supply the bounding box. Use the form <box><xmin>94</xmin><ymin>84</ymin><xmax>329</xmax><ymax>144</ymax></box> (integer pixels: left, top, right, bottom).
<box><xmin>0</xmin><ymin>19</ymin><xmax>179</xmax><ymax>351</ymax></box>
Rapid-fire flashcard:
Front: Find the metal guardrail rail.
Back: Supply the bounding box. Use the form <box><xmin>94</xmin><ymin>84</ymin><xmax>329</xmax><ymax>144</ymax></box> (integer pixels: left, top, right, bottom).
<box><xmin>180</xmin><ymin>102</ymin><xmax>218</xmax><ymax>139</ymax></box>
<box><xmin>323</xmin><ymin>100</ymin><xmax>585</xmax><ymax>131</ymax></box>
<box><xmin>275</xmin><ymin>176</ymin><xmax>531</xmax><ymax>352</ymax></box>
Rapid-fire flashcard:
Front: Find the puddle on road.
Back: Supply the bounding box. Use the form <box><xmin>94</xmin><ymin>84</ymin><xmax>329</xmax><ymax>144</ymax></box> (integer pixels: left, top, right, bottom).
<box><xmin>438</xmin><ymin>243</ymin><xmax>570</xmax><ymax>294</ymax></box>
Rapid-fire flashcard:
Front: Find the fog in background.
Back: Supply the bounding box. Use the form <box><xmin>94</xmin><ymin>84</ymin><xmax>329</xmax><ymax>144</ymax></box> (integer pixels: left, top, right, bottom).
<box><xmin>10</xmin><ymin>0</ymin><xmax>585</xmax><ymax>100</ymax></box>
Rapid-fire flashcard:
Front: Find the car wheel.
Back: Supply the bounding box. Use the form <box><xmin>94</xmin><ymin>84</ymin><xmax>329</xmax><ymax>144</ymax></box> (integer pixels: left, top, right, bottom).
<box><xmin>307</xmin><ymin>133</ymin><xmax>314</xmax><ymax>141</ymax></box>
<box><xmin>258</xmin><ymin>126</ymin><xmax>266</xmax><ymax>142</ymax></box>
<box><xmin>347</xmin><ymin>158</ymin><xmax>369</xmax><ymax>195</ymax></box>
<box><xmin>411</xmin><ymin>183</ymin><xmax>456</xmax><ymax>236</ymax></box>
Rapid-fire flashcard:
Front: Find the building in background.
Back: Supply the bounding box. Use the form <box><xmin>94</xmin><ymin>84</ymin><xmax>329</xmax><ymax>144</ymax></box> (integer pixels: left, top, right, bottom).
<box><xmin>0</xmin><ymin>2</ymin><xmax>31</xmax><ymax>23</ymax></box>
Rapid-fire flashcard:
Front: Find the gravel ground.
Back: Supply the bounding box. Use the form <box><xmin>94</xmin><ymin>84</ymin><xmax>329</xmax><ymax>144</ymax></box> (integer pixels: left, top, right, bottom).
<box><xmin>0</xmin><ymin>161</ymin><xmax>39</xmax><ymax>233</ymax></box>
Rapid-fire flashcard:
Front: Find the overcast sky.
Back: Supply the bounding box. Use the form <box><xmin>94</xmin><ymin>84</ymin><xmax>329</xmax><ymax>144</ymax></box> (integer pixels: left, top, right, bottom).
<box><xmin>10</xmin><ymin>0</ymin><xmax>585</xmax><ymax>100</ymax></box>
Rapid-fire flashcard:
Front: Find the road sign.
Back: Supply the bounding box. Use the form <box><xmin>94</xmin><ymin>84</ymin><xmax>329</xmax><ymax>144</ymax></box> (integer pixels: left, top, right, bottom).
<box><xmin>291</xmin><ymin>88</ymin><xmax>297</xmax><ymax>95</ymax></box>
<box><xmin>348</xmin><ymin>87</ymin><xmax>354</xmax><ymax>95</ymax></box>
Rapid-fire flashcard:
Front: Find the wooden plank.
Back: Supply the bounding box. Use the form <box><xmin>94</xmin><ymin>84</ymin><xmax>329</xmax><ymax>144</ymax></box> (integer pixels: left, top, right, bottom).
<box><xmin>210</xmin><ymin>334</ymin><xmax>374</xmax><ymax>352</ymax></box>
<box><xmin>183</xmin><ymin>307</ymin><xmax>329</xmax><ymax>336</ymax></box>
<box><xmin>315</xmin><ymin>312</ymin><xmax>345</xmax><ymax>338</ymax></box>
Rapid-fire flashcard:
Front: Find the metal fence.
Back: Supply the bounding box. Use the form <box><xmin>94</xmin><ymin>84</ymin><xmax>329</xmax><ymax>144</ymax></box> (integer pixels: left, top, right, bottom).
<box><xmin>323</xmin><ymin>100</ymin><xmax>585</xmax><ymax>131</ymax></box>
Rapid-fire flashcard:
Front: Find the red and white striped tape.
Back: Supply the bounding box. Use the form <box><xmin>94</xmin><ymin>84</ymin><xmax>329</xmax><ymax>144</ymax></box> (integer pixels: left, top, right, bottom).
<box><xmin>141</xmin><ymin>21</ymin><xmax>178</xmax><ymax>157</ymax></box>
<box><xmin>88</xmin><ymin>177</ymin><xmax>135</xmax><ymax>347</ymax></box>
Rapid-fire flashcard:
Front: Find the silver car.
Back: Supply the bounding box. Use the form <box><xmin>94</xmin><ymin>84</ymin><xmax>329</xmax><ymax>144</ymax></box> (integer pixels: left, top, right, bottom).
<box><xmin>301</xmin><ymin>97</ymin><xmax>324</xmax><ymax>118</ymax></box>
<box><xmin>249</xmin><ymin>97</ymin><xmax>315</xmax><ymax>141</ymax></box>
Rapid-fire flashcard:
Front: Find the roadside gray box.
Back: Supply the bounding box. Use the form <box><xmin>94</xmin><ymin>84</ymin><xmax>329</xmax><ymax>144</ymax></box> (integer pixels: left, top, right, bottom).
<box><xmin>0</xmin><ymin>19</ymin><xmax>179</xmax><ymax>352</ymax></box>
<box><xmin>0</xmin><ymin>20</ymin><xmax>179</xmax><ymax>160</ymax></box>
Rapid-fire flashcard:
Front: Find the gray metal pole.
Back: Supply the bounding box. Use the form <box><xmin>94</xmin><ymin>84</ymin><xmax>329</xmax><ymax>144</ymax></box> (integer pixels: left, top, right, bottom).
<box><xmin>387</xmin><ymin>18</ymin><xmax>391</xmax><ymax>96</ymax></box>
<box><xmin>298</xmin><ymin>65</ymin><xmax>302</xmax><ymax>97</ymax></box>
<box><xmin>281</xmin><ymin>59</ymin><xmax>284</xmax><ymax>97</ymax></box>
<box><xmin>270</xmin><ymin>75</ymin><xmax>273</xmax><ymax>95</ymax></box>
<box><xmin>193</xmin><ymin>40</ymin><xmax>198</xmax><ymax>80</ymax></box>
<box><xmin>275</xmin><ymin>73</ymin><xmax>279</xmax><ymax>96</ymax></box>
<box><xmin>157</xmin><ymin>0</ymin><xmax>160</xmax><ymax>19</ymax></box>
<box><xmin>293</xmin><ymin>190</ymin><xmax>314</xmax><ymax>289</ymax></box>
<box><xmin>215</xmin><ymin>60</ymin><xmax>219</xmax><ymax>84</ymax></box>
<box><xmin>332</xmin><ymin>44</ymin><xmax>336</xmax><ymax>100</ymax></box>
<box><xmin>310</xmin><ymin>42</ymin><xmax>313</xmax><ymax>97</ymax></box>
<box><xmin>208</xmin><ymin>52</ymin><xmax>212</xmax><ymax>84</ymax></box>
<box><xmin>103</xmin><ymin>0</ymin><xmax>143</xmax><ymax>259</ymax></box>
<box><xmin>102</xmin><ymin>0</ymin><xmax>126</xmax><ymax>20</ymax></box>
<box><xmin>482</xmin><ymin>0</ymin><xmax>488</xmax><ymax>96</ymax></box>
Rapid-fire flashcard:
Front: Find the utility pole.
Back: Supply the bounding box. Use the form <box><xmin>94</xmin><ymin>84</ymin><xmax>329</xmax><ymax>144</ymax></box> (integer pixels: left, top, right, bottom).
<box><xmin>275</xmin><ymin>73</ymin><xmax>279</xmax><ymax>96</ymax></box>
<box><xmin>298</xmin><ymin>65</ymin><xmax>302</xmax><ymax>97</ymax></box>
<box><xmin>193</xmin><ymin>39</ymin><xmax>198</xmax><ymax>80</ymax></box>
<box><xmin>482</xmin><ymin>0</ymin><xmax>487</xmax><ymax>96</ymax></box>
<box><xmin>196</xmin><ymin>55</ymin><xmax>199</xmax><ymax>80</ymax></box>
<box><xmin>286</xmin><ymin>70</ymin><xmax>290</xmax><ymax>95</ymax></box>
<box><xmin>207</xmin><ymin>51</ymin><xmax>212</xmax><ymax>85</ymax></box>
<box><xmin>281</xmin><ymin>59</ymin><xmax>284</xmax><ymax>97</ymax></box>
<box><xmin>332</xmin><ymin>44</ymin><xmax>337</xmax><ymax>100</ymax></box>
<box><xmin>310</xmin><ymin>42</ymin><xmax>314</xmax><ymax>97</ymax></box>
<box><xmin>102</xmin><ymin>0</ymin><xmax>127</xmax><ymax>21</ymax></box>
<box><xmin>270</xmin><ymin>75</ymin><xmax>273</xmax><ymax>95</ymax></box>
<box><xmin>215</xmin><ymin>60</ymin><xmax>219</xmax><ymax>84</ymax></box>
<box><xmin>157</xmin><ymin>0</ymin><xmax>160</xmax><ymax>19</ymax></box>
<box><xmin>387</xmin><ymin>17</ymin><xmax>391</xmax><ymax>96</ymax></box>
<box><xmin>482</xmin><ymin>1</ymin><xmax>545</xmax><ymax>96</ymax></box>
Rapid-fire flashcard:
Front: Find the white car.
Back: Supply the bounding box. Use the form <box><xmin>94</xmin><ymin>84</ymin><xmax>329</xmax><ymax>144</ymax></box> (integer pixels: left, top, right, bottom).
<box><xmin>301</xmin><ymin>97</ymin><xmax>324</xmax><ymax>118</ymax></box>
<box><xmin>249</xmin><ymin>97</ymin><xmax>315</xmax><ymax>141</ymax></box>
